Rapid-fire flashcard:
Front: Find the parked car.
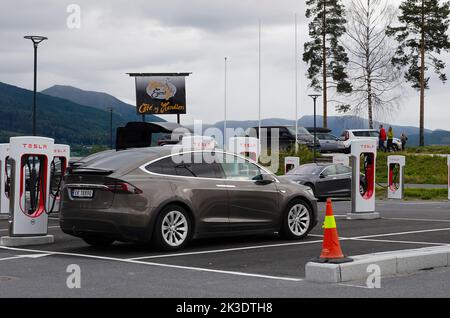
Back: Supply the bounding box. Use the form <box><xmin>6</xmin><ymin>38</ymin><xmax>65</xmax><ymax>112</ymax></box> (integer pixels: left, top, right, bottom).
<box><xmin>60</xmin><ymin>147</ymin><xmax>318</xmax><ymax>251</ymax></box>
<box><xmin>246</xmin><ymin>126</ymin><xmax>321</xmax><ymax>152</ymax></box>
<box><xmin>306</xmin><ymin>128</ymin><xmax>345</xmax><ymax>153</ymax></box>
<box><xmin>283</xmin><ymin>163</ymin><xmax>366</xmax><ymax>200</ymax></box>
<box><xmin>340</xmin><ymin>129</ymin><xmax>402</xmax><ymax>153</ymax></box>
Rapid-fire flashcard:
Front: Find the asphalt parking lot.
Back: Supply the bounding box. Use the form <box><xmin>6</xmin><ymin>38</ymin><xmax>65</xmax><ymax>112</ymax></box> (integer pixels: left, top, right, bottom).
<box><xmin>1</xmin><ymin>200</ymin><xmax>450</xmax><ymax>298</ymax></box>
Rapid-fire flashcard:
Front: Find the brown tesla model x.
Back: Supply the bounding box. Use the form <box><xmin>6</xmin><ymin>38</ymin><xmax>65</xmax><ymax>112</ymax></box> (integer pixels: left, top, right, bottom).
<box><xmin>60</xmin><ymin>147</ymin><xmax>318</xmax><ymax>251</ymax></box>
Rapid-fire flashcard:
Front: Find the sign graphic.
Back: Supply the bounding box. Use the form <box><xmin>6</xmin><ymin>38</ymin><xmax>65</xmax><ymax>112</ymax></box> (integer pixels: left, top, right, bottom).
<box><xmin>134</xmin><ymin>75</ymin><xmax>188</xmax><ymax>115</ymax></box>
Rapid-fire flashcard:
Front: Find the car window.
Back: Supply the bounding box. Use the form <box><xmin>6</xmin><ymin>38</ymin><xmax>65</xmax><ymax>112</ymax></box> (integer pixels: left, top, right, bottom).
<box><xmin>336</xmin><ymin>165</ymin><xmax>352</xmax><ymax>175</ymax></box>
<box><xmin>146</xmin><ymin>157</ymin><xmax>177</xmax><ymax>176</ymax></box>
<box><xmin>353</xmin><ymin>131</ymin><xmax>370</xmax><ymax>137</ymax></box>
<box><xmin>146</xmin><ymin>153</ymin><xmax>223</xmax><ymax>179</ymax></box>
<box><xmin>288</xmin><ymin>165</ymin><xmax>322</xmax><ymax>175</ymax></box>
<box><xmin>369</xmin><ymin>131</ymin><xmax>379</xmax><ymax>137</ymax></box>
<box><xmin>220</xmin><ymin>154</ymin><xmax>263</xmax><ymax>181</ymax></box>
<box><xmin>322</xmin><ymin>165</ymin><xmax>337</xmax><ymax>177</ymax></box>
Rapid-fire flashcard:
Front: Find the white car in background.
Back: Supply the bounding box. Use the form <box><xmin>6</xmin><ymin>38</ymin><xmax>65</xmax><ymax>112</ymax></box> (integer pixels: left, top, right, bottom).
<box><xmin>341</xmin><ymin>129</ymin><xmax>403</xmax><ymax>153</ymax></box>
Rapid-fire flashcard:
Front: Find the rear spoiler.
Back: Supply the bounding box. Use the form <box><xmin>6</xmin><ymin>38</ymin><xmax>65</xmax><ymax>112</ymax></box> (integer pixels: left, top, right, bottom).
<box><xmin>68</xmin><ymin>167</ymin><xmax>114</xmax><ymax>176</ymax></box>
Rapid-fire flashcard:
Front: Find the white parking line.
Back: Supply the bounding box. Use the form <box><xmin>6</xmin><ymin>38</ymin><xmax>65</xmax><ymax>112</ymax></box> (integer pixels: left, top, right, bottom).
<box><xmin>349</xmin><ymin>238</ymin><xmax>448</xmax><ymax>246</ymax></box>
<box><xmin>130</xmin><ymin>239</ymin><xmax>324</xmax><ymax>261</ymax></box>
<box><xmin>352</xmin><ymin>227</ymin><xmax>450</xmax><ymax>240</ymax></box>
<box><xmin>338</xmin><ymin>283</ymin><xmax>373</xmax><ymax>290</ymax></box>
<box><xmin>0</xmin><ymin>245</ymin><xmax>304</xmax><ymax>283</ymax></box>
<box><xmin>383</xmin><ymin>217</ymin><xmax>450</xmax><ymax>223</ymax></box>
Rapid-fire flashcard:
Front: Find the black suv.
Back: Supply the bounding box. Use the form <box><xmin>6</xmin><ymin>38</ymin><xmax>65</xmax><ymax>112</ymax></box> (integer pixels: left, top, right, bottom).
<box><xmin>246</xmin><ymin>126</ymin><xmax>321</xmax><ymax>152</ymax></box>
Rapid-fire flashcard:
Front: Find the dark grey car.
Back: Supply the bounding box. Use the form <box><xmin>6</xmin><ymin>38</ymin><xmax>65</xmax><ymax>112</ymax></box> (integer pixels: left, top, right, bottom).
<box><xmin>60</xmin><ymin>147</ymin><xmax>318</xmax><ymax>251</ymax></box>
<box><xmin>284</xmin><ymin>163</ymin><xmax>366</xmax><ymax>200</ymax></box>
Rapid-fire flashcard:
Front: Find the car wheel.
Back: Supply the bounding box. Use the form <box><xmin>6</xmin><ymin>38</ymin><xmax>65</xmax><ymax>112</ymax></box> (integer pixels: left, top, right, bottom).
<box><xmin>393</xmin><ymin>144</ymin><xmax>399</xmax><ymax>152</ymax></box>
<box><xmin>280</xmin><ymin>199</ymin><xmax>312</xmax><ymax>240</ymax></box>
<box><xmin>152</xmin><ymin>205</ymin><xmax>191</xmax><ymax>251</ymax></box>
<box><xmin>82</xmin><ymin>236</ymin><xmax>115</xmax><ymax>247</ymax></box>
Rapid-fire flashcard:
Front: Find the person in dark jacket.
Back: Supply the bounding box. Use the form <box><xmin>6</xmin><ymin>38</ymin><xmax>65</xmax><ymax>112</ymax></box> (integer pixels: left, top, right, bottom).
<box><xmin>401</xmin><ymin>133</ymin><xmax>408</xmax><ymax>151</ymax></box>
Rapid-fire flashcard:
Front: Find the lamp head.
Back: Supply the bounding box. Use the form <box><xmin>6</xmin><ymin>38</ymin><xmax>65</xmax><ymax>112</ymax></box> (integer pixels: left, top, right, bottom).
<box><xmin>24</xmin><ymin>36</ymin><xmax>48</xmax><ymax>46</ymax></box>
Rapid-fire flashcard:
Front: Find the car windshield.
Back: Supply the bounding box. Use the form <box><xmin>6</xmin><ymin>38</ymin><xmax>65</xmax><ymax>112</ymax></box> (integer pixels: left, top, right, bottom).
<box><xmin>288</xmin><ymin>165</ymin><xmax>322</xmax><ymax>175</ymax></box>
<box><xmin>287</xmin><ymin>126</ymin><xmax>310</xmax><ymax>135</ymax></box>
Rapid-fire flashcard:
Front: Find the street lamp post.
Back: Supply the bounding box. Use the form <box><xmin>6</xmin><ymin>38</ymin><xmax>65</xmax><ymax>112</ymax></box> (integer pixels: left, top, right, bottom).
<box><xmin>308</xmin><ymin>94</ymin><xmax>321</xmax><ymax>163</ymax></box>
<box><xmin>24</xmin><ymin>36</ymin><xmax>47</xmax><ymax>136</ymax></box>
<box><xmin>107</xmin><ymin>107</ymin><xmax>114</xmax><ymax>149</ymax></box>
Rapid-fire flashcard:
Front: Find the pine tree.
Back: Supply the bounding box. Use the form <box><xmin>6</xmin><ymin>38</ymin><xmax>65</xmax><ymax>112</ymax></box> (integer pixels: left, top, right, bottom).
<box><xmin>386</xmin><ymin>0</ymin><xmax>450</xmax><ymax>146</ymax></box>
<box><xmin>303</xmin><ymin>0</ymin><xmax>352</xmax><ymax>128</ymax></box>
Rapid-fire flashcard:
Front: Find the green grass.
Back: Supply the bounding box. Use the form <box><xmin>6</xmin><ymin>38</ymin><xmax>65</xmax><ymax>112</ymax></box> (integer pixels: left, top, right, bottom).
<box><xmin>406</xmin><ymin>146</ymin><xmax>450</xmax><ymax>154</ymax></box>
<box><xmin>376</xmin><ymin>186</ymin><xmax>448</xmax><ymax>201</ymax></box>
<box><xmin>259</xmin><ymin>146</ymin><xmax>317</xmax><ymax>175</ymax></box>
<box><xmin>376</xmin><ymin>151</ymin><xmax>448</xmax><ymax>184</ymax></box>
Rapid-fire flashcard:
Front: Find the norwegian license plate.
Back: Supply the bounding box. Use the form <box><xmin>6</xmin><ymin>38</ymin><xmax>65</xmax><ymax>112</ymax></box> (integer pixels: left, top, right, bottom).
<box><xmin>71</xmin><ymin>189</ymin><xmax>94</xmax><ymax>199</ymax></box>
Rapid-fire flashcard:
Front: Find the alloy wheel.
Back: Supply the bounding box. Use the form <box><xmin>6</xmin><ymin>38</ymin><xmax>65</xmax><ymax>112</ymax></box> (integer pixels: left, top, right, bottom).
<box><xmin>287</xmin><ymin>203</ymin><xmax>310</xmax><ymax>236</ymax></box>
<box><xmin>161</xmin><ymin>211</ymin><xmax>188</xmax><ymax>247</ymax></box>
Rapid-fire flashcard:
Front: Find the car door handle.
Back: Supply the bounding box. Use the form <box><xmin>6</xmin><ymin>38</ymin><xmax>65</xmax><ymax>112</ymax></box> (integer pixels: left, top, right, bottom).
<box><xmin>216</xmin><ymin>185</ymin><xmax>236</xmax><ymax>189</ymax></box>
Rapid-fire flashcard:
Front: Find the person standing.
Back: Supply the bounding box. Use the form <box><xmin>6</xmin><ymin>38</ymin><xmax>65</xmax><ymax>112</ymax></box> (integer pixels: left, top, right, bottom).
<box><xmin>401</xmin><ymin>133</ymin><xmax>408</xmax><ymax>151</ymax></box>
<box><xmin>379</xmin><ymin>125</ymin><xmax>387</xmax><ymax>152</ymax></box>
<box><xmin>387</xmin><ymin>126</ymin><xmax>394</xmax><ymax>152</ymax></box>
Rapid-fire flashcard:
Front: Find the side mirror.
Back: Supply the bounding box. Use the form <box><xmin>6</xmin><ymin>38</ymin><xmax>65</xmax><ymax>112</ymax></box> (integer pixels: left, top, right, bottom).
<box><xmin>255</xmin><ymin>174</ymin><xmax>275</xmax><ymax>185</ymax></box>
<box><xmin>319</xmin><ymin>173</ymin><xmax>326</xmax><ymax>179</ymax></box>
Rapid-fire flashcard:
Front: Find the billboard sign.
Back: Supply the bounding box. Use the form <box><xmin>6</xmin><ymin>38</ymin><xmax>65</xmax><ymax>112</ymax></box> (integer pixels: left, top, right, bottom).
<box><xmin>133</xmin><ymin>74</ymin><xmax>188</xmax><ymax>115</ymax></box>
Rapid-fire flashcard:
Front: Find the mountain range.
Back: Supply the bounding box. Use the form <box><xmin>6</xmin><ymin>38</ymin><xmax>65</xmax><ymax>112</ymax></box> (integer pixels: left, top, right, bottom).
<box><xmin>0</xmin><ymin>82</ymin><xmax>162</xmax><ymax>149</ymax></box>
<box><xmin>0</xmin><ymin>81</ymin><xmax>448</xmax><ymax>149</ymax></box>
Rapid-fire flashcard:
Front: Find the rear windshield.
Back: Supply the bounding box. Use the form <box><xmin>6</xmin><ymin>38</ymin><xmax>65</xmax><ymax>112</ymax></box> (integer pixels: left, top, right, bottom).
<box><xmin>77</xmin><ymin>150</ymin><xmax>158</xmax><ymax>172</ymax></box>
<box><xmin>288</xmin><ymin>165</ymin><xmax>322</xmax><ymax>175</ymax></box>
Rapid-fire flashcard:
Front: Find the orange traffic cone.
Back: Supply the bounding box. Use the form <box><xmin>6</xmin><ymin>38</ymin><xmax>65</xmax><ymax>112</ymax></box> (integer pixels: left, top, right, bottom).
<box><xmin>313</xmin><ymin>199</ymin><xmax>353</xmax><ymax>264</ymax></box>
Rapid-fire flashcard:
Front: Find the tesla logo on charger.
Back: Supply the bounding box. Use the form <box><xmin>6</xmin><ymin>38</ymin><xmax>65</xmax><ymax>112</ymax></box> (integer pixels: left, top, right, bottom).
<box><xmin>54</xmin><ymin>149</ymin><xmax>67</xmax><ymax>154</ymax></box>
<box><xmin>22</xmin><ymin>143</ymin><xmax>48</xmax><ymax>150</ymax></box>
<box><xmin>239</xmin><ymin>143</ymin><xmax>257</xmax><ymax>148</ymax></box>
<box><xmin>360</xmin><ymin>144</ymin><xmax>375</xmax><ymax>150</ymax></box>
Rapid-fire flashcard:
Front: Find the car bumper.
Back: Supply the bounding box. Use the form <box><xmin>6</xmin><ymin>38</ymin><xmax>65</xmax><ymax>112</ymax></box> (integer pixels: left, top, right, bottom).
<box><xmin>60</xmin><ymin>208</ymin><xmax>153</xmax><ymax>242</ymax></box>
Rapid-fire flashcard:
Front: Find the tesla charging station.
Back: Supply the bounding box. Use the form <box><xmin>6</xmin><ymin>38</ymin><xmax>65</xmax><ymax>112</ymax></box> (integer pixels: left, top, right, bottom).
<box><xmin>388</xmin><ymin>155</ymin><xmax>405</xmax><ymax>200</ymax></box>
<box><xmin>448</xmin><ymin>155</ymin><xmax>450</xmax><ymax>201</ymax></box>
<box><xmin>285</xmin><ymin>157</ymin><xmax>300</xmax><ymax>174</ymax></box>
<box><xmin>48</xmin><ymin>144</ymin><xmax>71</xmax><ymax>213</ymax></box>
<box><xmin>0</xmin><ymin>144</ymin><xmax>10</xmax><ymax>217</ymax></box>
<box><xmin>0</xmin><ymin>137</ymin><xmax>55</xmax><ymax>246</ymax></box>
<box><xmin>228</xmin><ymin>137</ymin><xmax>260</xmax><ymax>162</ymax></box>
<box><xmin>347</xmin><ymin>139</ymin><xmax>380</xmax><ymax>220</ymax></box>
<box><xmin>333</xmin><ymin>154</ymin><xmax>350</xmax><ymax>166</ymax></box>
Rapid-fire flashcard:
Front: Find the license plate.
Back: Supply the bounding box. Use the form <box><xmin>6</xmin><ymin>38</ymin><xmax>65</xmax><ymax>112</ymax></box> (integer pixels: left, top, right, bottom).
<box><xmin>71</xmin><ymin>189</ymin><xmax>94</xmax><ymax>199</ymax></box>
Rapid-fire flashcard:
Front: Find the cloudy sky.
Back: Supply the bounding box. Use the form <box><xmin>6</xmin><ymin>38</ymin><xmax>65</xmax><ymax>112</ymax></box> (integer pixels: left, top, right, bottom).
<box><xmin>0</xmin><ymin>0</ymin><xmax>449</xmax><ymax>130</ymax></box>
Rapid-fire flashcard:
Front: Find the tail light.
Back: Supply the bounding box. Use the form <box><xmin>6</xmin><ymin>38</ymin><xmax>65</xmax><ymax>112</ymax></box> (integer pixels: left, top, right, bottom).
<box><xmin>345</xmin><ymin>131</ymin><xmax>350</xmax><ymax>141</ymax></box>
<box><xmin>104</xmin><ymin>181</ymin><xmax>143</xmax><ymax>194</ymax></box>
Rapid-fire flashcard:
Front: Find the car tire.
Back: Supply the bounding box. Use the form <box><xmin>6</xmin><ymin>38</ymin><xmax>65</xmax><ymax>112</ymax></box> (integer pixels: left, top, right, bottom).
<box><xmin>393</xmin><ymin>144</ymin><xmax>399</xmax><ymax>152</ymax></box>
<box><xmin>152</xmin><ymin>204</ymin><xmax>192</xmax><ymax>251</ymax></box>
<box><xmin>280</xmin><ymin>199</ymin><xmax>313</xmax><ymax>240</ymax></box>
<box><xmin>82</xmin><ymin>236</ymin><xmax>115</xmax><ymax>247</ymax></box>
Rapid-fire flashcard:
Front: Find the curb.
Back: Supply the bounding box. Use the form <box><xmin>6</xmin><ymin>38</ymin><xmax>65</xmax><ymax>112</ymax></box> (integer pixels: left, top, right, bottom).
<box><xmin>305</xmin><ymin>246</ymin><xmax>450</xmax><ymax>283</ymax></box>
<box><xmin>0</xmin><ymin>235</ymin><xmax>54</xmax><ymax>247</ymax></box>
